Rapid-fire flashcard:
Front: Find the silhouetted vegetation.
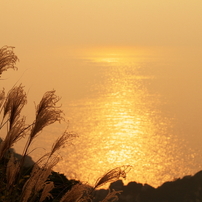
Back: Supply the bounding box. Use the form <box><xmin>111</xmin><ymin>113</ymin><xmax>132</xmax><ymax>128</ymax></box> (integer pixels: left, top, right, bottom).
<box><xmin>0</xmin><ymin>46</ymin><xmax>129</xmax><ymax>202</ymax></box>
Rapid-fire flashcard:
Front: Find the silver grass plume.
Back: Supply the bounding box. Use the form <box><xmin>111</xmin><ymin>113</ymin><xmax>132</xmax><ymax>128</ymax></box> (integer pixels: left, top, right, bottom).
<box><xmin>61</xmin><ymin>166</ymin><xmax>131</xmax><ymax>202</ymax></box>
<box><xmin>0</xmin><ymin>46</ymin><xmax>18</xmax><ymax>76</ymax></box>
<box><xmin>21</xmin><ymin>156</ymin><xmax>59</xmax><ymax>202</ymax></box>
<box><xmin>2</xmin><ymin>84</ymin><xmax>27</xmax><ymax>129</ymax></box>
<box><xmin>0</xmin><ymin>117</ymin><xmax>26</xmax><ymax>159</ymax></box>
<box><xmin>100</xmin><ymin>189</ymin><xmax>122</xmax><ymax>202</ymax></box>
<box><xmin>30</xmin><ymin>90</ymin><xmax>64</xmax><ymax>139</ymax></box>
<box><xmin>94</xmin><ymin>165</ymin><xmax>132</xmax><ymax>190</ymax></box>
<box><xmin>0</xmin><ymin>88</ymin><xmax>5</xmax><ymax>110</ymax></box>
<box><xmin>6</xmin><ymin>152</ymin><xmax>21</xmax><ymax>190</ymax></box>
<box><xmin>39</xmin><ymin>181</ymin><xmax>54</xmax><ymax>202</ymax></box>
<box><xmin>60</xmin><ymin>183</ymin><xmax>93</xmax><ymax>202</ymax></box>
<box><xmin>22</xmin><ymin>90</ymin><xmax>64</xmax><ymax>159</ymax></box>
<box><xmin>49</xmin><ymin>130</ymin><xmax>77</xmax><ymax>157</ymax></box>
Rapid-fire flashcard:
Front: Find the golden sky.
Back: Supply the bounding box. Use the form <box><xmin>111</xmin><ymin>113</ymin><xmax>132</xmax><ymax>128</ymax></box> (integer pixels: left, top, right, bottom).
<box><xmin>1</xmin><ymin>0</ymin><xmax>202</xmax><ymax>105</ymax></box>
<box><xmin>1</xmin><ymin>0</ymin><xmax>202</xmax><ymax>48</ymax></box>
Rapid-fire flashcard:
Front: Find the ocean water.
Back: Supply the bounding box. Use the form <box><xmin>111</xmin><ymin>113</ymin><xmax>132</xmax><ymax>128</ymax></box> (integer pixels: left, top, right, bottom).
<box><xmin>3</xmin><ymin>46</ymin><xmax>202</xmax><ymax>188</ymax></box>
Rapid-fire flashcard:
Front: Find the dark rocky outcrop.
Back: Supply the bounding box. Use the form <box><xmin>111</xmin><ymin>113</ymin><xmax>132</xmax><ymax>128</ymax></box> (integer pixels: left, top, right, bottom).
<box><xmin>93</xmin><ymin>170</ymin><xmax>202</xmax><ymax>202</ymax></box>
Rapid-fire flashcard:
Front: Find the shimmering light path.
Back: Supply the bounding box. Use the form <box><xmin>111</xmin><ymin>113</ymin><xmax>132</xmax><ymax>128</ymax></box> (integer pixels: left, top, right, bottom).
<box><xmin>11</xmin><ymin>47</ymin><xmax>202</xmax><ymax>188</ymax></box>
<box><xmin>51</xmin><ymin>47</ymin><xmax>202</xmax><ymax>187</ymax></box>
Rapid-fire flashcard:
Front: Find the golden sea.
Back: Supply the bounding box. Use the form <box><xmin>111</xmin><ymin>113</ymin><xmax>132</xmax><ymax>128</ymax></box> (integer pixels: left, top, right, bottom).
<box><xmin>5</xmin><ymin>46</ymin><xmax>202</xmax><ymax>188</ymax></box>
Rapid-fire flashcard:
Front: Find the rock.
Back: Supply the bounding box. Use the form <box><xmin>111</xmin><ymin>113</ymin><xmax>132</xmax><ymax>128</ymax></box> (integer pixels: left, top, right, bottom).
<box><xmin>92</xmin><ymin>170</ymin><xmax>202</xmax><ymax>202</ymax></box>
<box><xmin>93</xmin><ymin>189</ymin><xmax>109</xmax><ymax>202</ymax></box>
<box><xmin>120</xmin><ymin>181</ymin><xmax>143</xmax><ymax>202</ymax></box>
<box><xmin>110</xmin><ymin>180</ymin><xmax>125</xmax><ymax>191</ymax></box>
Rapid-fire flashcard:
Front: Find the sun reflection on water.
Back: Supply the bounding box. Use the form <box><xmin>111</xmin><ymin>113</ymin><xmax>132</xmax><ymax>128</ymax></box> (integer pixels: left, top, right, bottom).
<box><xmin>77</xmin><ymin>46</ymin><xmax>157</xmax><ymax>65</ymax></box>
<box><xmin>52</xmin><ymin>47</ymin><xmax>201</xmax><ymax>188</ymax></box>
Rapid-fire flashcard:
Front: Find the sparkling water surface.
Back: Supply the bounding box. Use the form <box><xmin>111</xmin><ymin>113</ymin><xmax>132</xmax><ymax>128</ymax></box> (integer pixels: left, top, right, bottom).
<box><xmin>7</xmin><ymin>46</ymin><xmax>202</xmax><ymax>188</ymax></box>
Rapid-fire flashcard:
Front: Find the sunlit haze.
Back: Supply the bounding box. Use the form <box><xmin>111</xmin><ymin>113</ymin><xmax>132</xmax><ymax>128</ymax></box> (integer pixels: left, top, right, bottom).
<box><xmin>1</xmin><ymin>1</ymin><xmax>202</xmax><ymax>187</ymax></box>
<box><xmin>1</xmin><ymin>1</ymin><xmax>202</xmax><ymax>47</ymax></box>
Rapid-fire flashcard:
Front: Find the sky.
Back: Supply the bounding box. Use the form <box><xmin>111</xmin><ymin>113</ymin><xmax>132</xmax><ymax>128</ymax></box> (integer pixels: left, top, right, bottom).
<box><xmin>1</xmin><ymin>0</ymin><xmax>202</xmax><ymax>105</ymax></box>
<box><xmin>1</xmin><ymin>0</ymin><xmax>202</xmax><ymax>49</ymax></box>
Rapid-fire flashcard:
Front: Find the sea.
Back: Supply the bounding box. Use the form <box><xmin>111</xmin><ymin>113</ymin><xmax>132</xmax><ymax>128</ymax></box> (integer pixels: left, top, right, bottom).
<box><xmin>2</xmin><ymin>46</ymin><xmax>202</xmax><ymax>188</ymax></box>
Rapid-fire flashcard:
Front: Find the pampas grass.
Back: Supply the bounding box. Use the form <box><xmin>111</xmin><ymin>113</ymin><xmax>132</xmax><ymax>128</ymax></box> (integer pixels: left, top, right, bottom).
<box><xmin>6</xmin><ymin>152</ymin><xmax>21</xmax><ymax>190</ymax></box>
<box><xmin>3</xmin><ymin>84</ymin><xmax>27</xmax><ymax>129</ymax></box>
<box><xmin>21</xmin><ymin>156</ymin><xmax>59</xmax><ymax>202</ymax></box>
<box><xmin>60</xmin><ymin>183</ymin><xmax>93</xmax><ymax>202</ymax></box>
<box><xmin>0</xmin><ymin>46</ymin><xmax>18</xmax><ymax>76</ymax></box>
<box><xmin>94</xmin><ymin>165</ymin><xmax>132</xmax><ymax>190</ymax></box>
<box><xmin>21</xmin><ymin>90</ymin><xmax>64</xmax><ymax>159</ymax></box>
<box><xmin>0</xmin><ymin>117</ymin><xmax>26</xmax><ymax>159</ymax></box>
<box><xmin>39</xmin><ymin>181</ymin><xmax>54</xmax><ymax>202</ymax></box>
<box><xmin>0</xmin><ymin>45</ymin><xmax>70</xmax><ymax>201</ymax></box>
<box><xmin>50</xmin><ymin>130</ymin><xmax>77</xmax><ymax>157</ymax></box>
<box><xmin>99</xmin><ymin>189</ymin><xmax>122</xmax><ymax>202</ymax></box>
<box><xmin>60</xmin><ymin>166</ymin><xmax>131</xmax><ymax>202</ymax></box>
<box><xmin>0</xmin><ymin>89</ymin><xmax>5</xmax><ymax>109</ymax></box>
<box><xmin>30</xmin><ymin>90</ymin><xmax>64</xmax><ymax>138</ymax></box>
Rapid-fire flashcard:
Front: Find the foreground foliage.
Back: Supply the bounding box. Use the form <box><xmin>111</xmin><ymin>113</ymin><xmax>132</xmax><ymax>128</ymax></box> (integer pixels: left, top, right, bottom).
<box><xmin>0</xmin><ymin>46</ymin><xmax>129</xmax><ymax>202</ymax></box>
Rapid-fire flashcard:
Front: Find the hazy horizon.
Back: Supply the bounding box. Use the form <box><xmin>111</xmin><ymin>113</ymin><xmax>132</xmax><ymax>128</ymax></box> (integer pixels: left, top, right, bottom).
<box><xmin>1</xmin><ymin>1</ymin><xmax>202</xmax><ymax>47</ymax></box>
